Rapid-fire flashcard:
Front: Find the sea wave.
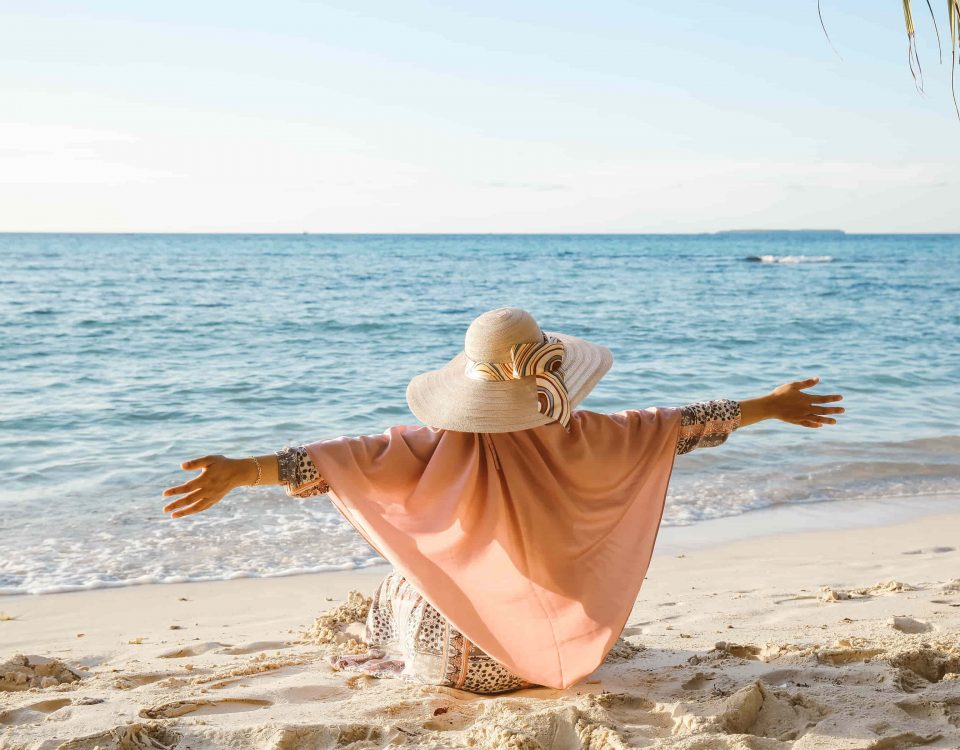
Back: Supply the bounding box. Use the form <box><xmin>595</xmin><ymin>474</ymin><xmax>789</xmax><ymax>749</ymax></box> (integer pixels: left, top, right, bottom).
<box><xmin>746</xmin><ymin>255</ymin><xmax>834</xmax><ymax>263</ymax></box>
<box><xmin>0</xmin><ymin>559</ymin><xmax>389</xmax><ymax>597</ymax></box>
<box><xmin>3</xmin><ymin>458</ymin><xmax>958</xmax><ymax>596</ymax></box>
<box><xmin>744</xmin><ymin>255</ymin><xmax>833</xmax><ymax>263</ymax></box>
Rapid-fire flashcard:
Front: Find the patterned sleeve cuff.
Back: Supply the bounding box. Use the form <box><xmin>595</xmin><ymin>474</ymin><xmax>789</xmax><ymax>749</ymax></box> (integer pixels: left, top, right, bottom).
<box><xmin>275</xmin><ymin>446</ymin><xmax>331</xmax><ymax>497</ymax></box>
<box><xmin>676</xmin><ymin>399</ymin><xmax>741</xmax><ymax>455</ymax></box>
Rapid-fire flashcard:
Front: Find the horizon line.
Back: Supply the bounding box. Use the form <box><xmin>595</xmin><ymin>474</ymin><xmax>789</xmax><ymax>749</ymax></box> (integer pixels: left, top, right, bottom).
<box><xmin>2</xmin><ymin>230</ymin><xmax>960</xmax><ymax>236</ymax></box>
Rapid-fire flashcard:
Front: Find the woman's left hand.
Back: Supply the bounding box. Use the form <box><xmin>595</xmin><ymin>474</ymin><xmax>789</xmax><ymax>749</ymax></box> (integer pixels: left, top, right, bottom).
<box><xmin>162</xmin><ymin>455</ymin><xmax>248</xmax><ymax>519</ymax></box>
<box><xmin>766</xmin><ymin>377</ymin><xmax>845</xmax><ymax>428</ymax></box>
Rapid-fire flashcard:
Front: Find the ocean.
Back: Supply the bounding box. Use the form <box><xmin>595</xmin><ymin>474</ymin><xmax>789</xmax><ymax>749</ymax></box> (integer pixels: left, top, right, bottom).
<box><xmin>1</xmin><ymin>233</ymin><xmax>958</xmax><ymax>595</ymax></box>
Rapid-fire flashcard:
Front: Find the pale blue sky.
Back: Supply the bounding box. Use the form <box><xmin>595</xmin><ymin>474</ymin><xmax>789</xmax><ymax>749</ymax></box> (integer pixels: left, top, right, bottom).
<box><xmin>2</xmin><ymin>1</ymin><xmax>957</xmax><ymax>232</ymax></box>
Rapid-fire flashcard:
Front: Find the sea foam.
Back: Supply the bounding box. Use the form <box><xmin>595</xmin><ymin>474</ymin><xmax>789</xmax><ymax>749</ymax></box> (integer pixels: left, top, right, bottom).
<box><xmin>746</xmin><ymin>255</ymin><xmax>834</xmax><ymax>263</ymax></box>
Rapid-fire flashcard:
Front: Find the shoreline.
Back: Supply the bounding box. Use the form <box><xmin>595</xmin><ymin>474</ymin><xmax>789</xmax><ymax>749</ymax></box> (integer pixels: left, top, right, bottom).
<box><xmin>2</xmin><ymin>498</ymin><xmax>958</xmax><ymax>748</ymax></box>
<box><xmin>657</xmin><ymin>490</ymin><xmax>958</xmax><ymax>554</ymax></box>
<box><xmin>2</xmin><ymin>490</ymin><xmax>955</xmax><ymax>599</ymax></box>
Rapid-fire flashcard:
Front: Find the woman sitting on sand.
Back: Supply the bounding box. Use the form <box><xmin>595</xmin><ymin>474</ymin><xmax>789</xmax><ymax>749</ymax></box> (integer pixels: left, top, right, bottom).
<box><xmin>162</xmin><ymin>307</ymin><xmax>844</xmax><ymax>694</ymax></box>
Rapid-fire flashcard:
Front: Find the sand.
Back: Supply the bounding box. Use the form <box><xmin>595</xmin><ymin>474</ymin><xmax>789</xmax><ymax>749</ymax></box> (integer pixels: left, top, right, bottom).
<box><xmin>1</xmin><ymin>501</ymin><xmax>958</xmax><ymax>749</ymax></box>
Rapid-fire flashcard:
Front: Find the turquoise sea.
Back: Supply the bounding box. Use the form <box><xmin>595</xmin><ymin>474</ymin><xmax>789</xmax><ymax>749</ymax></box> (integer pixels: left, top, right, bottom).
<box><xmin>1</xmin><ymin>233</ymin><xmax>958</xmax><ymax>594</ymax></box>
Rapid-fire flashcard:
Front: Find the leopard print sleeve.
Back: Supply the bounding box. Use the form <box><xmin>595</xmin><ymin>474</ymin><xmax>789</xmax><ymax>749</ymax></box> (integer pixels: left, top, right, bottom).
<box><xmin>275</xmin><ymin>446</ymin><xmax>330</xmax><ymax>497</ymax></box>
<box><xmin>676</xmin><ymin>399</ymin><xmax>742</xmax><ymax>455</ymax></box>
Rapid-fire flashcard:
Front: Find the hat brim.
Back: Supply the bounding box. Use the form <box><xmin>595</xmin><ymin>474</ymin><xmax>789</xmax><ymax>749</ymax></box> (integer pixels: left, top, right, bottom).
<box><xmin>406</xmin><ymin>331</ymin><xmax>613</xmax><ymax>433</ymax></box>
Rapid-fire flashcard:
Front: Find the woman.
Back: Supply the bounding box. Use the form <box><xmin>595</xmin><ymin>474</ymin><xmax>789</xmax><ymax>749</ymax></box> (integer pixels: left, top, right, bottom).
<box><xmin>162</xmin><ymin>307</ymin><xmax>843</xmax><ymax>694</ymax></box>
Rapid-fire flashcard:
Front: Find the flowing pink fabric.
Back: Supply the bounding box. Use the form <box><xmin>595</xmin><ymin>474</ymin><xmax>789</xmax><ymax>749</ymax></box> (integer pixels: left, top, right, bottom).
<box><xmin>304</xmin><ymin>407</ymin><xmax>682</xmax><ymax>690</ymax></box>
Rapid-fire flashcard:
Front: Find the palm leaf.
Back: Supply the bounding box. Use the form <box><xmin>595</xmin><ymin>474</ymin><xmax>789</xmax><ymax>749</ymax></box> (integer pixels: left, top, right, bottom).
<box><xmin>903</xmin><ymin>0</ymin><xmax>924</xmax><ymax>91</ymax></box>
<box><xmin>819</xmin><ymin>2</ymin><xmax>960</xmax><ymax>117</ymax></box>
<box><xmin>817</xmin><ymin>0</ymin><xmax>842</xmax><ymax>59</ymax></box>
<box><xmin>926</xmin><ymin>0</ymin><xmax>943</xmax><ymax>63</ymax></box>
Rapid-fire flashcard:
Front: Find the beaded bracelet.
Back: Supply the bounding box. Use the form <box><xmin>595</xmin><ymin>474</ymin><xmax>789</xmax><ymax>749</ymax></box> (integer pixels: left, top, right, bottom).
<box><xmin>250</xmin><ymin>456</ymin><xmax>262</xmax><ymax>486</ymax></box>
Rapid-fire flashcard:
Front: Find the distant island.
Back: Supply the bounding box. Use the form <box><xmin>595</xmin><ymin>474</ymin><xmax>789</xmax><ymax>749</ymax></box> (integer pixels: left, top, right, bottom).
<box><xmin>713</xmin><ymin>229</ymin><xmax>846</xmax><ymax>236</ymax></box>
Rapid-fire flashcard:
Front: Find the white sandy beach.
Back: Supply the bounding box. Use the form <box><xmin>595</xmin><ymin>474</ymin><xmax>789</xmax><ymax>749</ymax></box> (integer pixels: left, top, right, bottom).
<box><xmin>2</xmin><ymin>496</ymin><xmax>958</xmax><ymax>750</ymax></box>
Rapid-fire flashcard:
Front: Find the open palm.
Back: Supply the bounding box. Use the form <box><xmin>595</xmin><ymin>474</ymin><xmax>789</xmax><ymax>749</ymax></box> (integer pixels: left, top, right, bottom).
<box><xmin>162</xmin><ymin>454</ymin><xmax>239</xmax><ymax>519</ymax></box>
<box><xmin>769</xmin><ymin>377</ymin><xmax>844</xmax><ymax>428</ymax></box>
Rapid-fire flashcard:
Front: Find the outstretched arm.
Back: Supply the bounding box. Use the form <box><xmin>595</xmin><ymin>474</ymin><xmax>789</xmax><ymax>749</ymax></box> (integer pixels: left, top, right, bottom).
<box><xmin>163</xmin><ymin>378</ymin><xmax>843</xmax><ymax>518</ymax></box>
<box><xmin>162</xmin><ymin>446</ymin><xmax>334</xmax><ymax>519</ymax></box>
<box><xmin>162</xmin><ymin>453</ymin><xmax>282</xmax><ymax>519</ymax></box>
<box><xmin>676</xmin><ymin>376</ymin><xmax>843</xmax><ymax>456</ymax></box>
<box><xmin>738</xmin><ymin>376</ymin><xmax>844</xmax><ymax>429</ymax></box>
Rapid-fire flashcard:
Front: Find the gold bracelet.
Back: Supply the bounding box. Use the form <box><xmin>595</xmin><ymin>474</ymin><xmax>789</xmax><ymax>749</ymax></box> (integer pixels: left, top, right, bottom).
<box><xmin>250</xmin><ymin>456</ymin><xmax>262</xmax><ymax>486</ymax></box>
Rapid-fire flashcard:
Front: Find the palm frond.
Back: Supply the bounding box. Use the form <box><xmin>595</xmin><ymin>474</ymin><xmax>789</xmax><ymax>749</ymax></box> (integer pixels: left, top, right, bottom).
<box><xmin>817</xmin><ymin>0</ymin><xmax>842</xmax><ymax>60</ymax></box>
<box><xmin>899</xmin><ymin>0</ymin><xmax>960</xmax><ymax>116</ymax></box>
<box><xmin>819</xmin><ymin>2</ymin><xmax>960</xmax><ymax>117</ymax></box>
<box><xmin>903</xmin><ymin>0</ymin><xmax>924</xmax><ymax>92</ymax></box>
<box><xmin>924</xmin><ymin>0</ymin><xmax>942</xmax><ymax>63</ymax></box>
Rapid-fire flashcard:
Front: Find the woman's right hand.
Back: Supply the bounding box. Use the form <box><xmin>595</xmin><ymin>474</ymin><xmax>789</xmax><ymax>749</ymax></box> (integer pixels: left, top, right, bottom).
<box><xmin>162</xmin><ymin>455</ymin><xmax>251</xmax><ymax>519</ymax></box>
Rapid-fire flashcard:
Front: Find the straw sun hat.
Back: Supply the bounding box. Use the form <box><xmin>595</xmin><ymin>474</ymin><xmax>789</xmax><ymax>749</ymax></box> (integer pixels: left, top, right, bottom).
<box><xmin>406</xmin><ymin>307</ymin><xmax>613</xmax><ymax>433</ymax></box>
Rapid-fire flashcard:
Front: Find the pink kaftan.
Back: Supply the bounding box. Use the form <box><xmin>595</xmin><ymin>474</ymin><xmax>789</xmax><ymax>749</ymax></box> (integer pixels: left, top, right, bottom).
<box><xmin>303</xmin><ymin>406</ymin><xmax>682</xmax><ymax>690</ymax></box>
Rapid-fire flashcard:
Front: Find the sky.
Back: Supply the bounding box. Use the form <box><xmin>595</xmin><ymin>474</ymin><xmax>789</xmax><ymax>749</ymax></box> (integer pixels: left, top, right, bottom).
<box><xmin>1</xmin><ymin>1</ymin><xmax>958</xmax><ymax>233</ymax></box>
